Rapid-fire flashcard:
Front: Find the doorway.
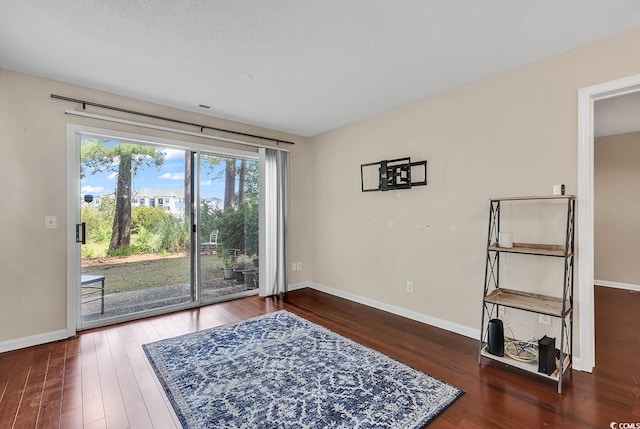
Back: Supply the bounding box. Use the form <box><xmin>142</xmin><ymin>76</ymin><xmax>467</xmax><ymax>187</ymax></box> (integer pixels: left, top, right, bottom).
<box><xmin>593</xmin><ymin>93</ymin><xmax>640</xmax><ymax>291</ymax></box>
<box><xmin>577</xmin><ymin>73</ymin><xmax>640</xmax><ymax>372</ymax></box>
<box><xmin>68</xmin><ymin>125</ymin><xmax>260</xmax><ymax>330</ymax></box>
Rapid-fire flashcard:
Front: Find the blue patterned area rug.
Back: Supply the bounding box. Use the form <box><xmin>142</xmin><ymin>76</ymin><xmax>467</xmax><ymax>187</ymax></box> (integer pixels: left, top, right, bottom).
<box><xmin>143</xmin><ymin>310</ymin><xmax>463</xmax><ymax>428</ymax></box>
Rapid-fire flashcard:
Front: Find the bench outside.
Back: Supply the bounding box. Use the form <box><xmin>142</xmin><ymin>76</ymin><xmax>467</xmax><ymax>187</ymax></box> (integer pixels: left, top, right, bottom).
<box><xmin>81</xmin><ymin>274</ymin><xmax>105</xmax><ymax>314</ymax></box>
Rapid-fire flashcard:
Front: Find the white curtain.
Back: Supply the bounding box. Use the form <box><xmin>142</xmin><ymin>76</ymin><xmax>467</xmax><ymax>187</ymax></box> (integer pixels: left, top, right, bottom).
<box><xmin>259</xmin><ymin>148</ymin><xmax>289</xmax><ymax>296</ymax></box>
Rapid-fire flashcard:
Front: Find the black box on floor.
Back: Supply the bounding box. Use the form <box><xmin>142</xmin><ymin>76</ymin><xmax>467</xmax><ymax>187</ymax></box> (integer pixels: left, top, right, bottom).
<box><xmin>538</xmin><ymin>335</ymin><xmax>556</xmax><ymax>375</ymax></box>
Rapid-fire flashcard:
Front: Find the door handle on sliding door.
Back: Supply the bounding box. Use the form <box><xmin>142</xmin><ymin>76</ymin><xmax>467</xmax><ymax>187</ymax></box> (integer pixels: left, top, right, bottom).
<box><xmin>76</xmin><ymin>222</ymin><xmax>86</xmax><ymax>244</ymax></box>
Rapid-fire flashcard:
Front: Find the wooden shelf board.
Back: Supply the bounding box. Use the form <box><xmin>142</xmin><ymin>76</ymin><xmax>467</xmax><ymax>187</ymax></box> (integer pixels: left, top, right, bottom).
<box><xmin>490</xmin><ymin>195</ymin><xmax>576</xmax><ymax>201</ymax></box>
<box><xmin>484</xmin><ymin>288</ymin><xmax>571</xmax><ymax>316</ymax></box>
<box><xmin>488</xmin><ymin>242</ymin><xmax>571</xmax><ymax>257</ymax></box>
<box><xmin>480</xmin><ymin>346</ymin><xmax>571</xmax><ymax>382</ymax></box>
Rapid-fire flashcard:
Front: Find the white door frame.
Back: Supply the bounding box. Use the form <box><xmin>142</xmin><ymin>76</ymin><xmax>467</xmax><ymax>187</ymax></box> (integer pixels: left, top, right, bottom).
<box><xmin>577</xmin><ymin>73</ymin><xmax>640</xmax><ymax>372</ymax></box>
<box><xmin>66</xmin><ymin>124</ymin><xmax>81</xmax><ymax>337</ymax></box>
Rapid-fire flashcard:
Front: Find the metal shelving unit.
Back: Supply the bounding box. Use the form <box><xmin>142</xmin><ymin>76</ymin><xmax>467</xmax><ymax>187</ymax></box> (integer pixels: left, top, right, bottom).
<box><xmin>478</xmin><ymin>195</ymin><xmax>575</xmax><ymax>393</ymax></box>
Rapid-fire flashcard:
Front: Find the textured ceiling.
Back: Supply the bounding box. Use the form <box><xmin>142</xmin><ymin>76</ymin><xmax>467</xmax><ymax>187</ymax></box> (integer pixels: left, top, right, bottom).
<box><xmin>1</xmin><ymin>1</ymin><xmax>640</xmax><ymax>137</ymax></box>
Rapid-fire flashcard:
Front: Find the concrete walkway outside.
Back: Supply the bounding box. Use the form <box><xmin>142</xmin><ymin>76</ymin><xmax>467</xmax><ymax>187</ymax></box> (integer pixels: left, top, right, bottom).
<box><xmin>81</xmin><ymin>277</ymin><xmax>256</xmax><ymax>323</ymax></box>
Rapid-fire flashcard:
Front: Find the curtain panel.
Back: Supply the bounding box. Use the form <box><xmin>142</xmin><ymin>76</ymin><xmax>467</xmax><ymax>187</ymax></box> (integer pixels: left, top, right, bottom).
<box><xmin>258</xmin><ymin>148</ymin><xmax>289</xmax><ymax>296</ymax></box>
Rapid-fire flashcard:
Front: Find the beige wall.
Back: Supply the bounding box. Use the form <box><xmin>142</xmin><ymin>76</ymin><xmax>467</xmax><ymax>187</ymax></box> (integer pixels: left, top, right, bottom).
<box><xmin>595</xmin><ymin>131</ymin><xmax>640</xmax><ymax>285</ymax></box>
<box><xmin>307</xmin><ymin>27</ymin><xmax>640</xmax><ymax>354</ymax></box>
<box><xmin>4</xmin><ymin>26</ymin><xmax>640</xmax><ymax>356</ymax></box>
<box><xmin>0</xmin><ymin>69</ymin><xmax>309</xmax><ymax>345</ymax></box>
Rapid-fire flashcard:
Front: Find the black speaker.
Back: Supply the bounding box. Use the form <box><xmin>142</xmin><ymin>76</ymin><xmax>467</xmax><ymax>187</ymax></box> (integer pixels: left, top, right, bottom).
<box><xmin>487</xmin><ymin>319</ymin><xmax>504</xmax><ymax>357</ymax></box>
<box><xmin>538</xmin><ymin>336</ymin><xmax>556</xmax><ymax>375</ymax></box>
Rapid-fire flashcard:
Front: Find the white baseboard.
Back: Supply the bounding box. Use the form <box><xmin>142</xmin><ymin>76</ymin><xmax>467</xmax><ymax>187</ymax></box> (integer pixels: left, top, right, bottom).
<box><xmin>572</xmin><ymin>356</ymin><xmax>586</xmax><ymax>372</ymax></box>
<box><xmin>4</xmin><ymin>283</ymin><xmax>589</xmax><ymax>373</ymax></box>
<box><xmin>0</xmin><ymin>329</ymin><xmax>72</xmax><ymax>354</ymax></box>
<box><xmin>287</xmin><ymin>282</ymin><xmax>308</xmax><ymax>292</ymax></box>
<box><xmin>290</xmin><ymin>281</ymin><xmax>589</xmax><ymax>372</ymax></box>
<box><xmin>594</xmin><ymin>279</ymin><xmax>640</xmax><ymax>292</ymax></box>
<box><xmin>292</xmin><ymin>281</ymin><xmax>479</xmax><ymax>340</ymax></box>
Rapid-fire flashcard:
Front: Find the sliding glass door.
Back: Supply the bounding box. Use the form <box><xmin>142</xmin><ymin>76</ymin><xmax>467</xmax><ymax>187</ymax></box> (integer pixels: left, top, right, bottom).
<box><xmin>73</xmin><ymin>127</ymin><xmax>259</xmax><ymax>328</ymax></box>
<box><xmin>198</xmin><ymin>154</ymin><xmax>260</xmax><ymax>304</ymax></box>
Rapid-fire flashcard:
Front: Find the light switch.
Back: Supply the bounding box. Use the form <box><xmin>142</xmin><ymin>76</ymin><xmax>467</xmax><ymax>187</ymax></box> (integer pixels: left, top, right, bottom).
<box><xmin>45</xmin><ymin>216</ymin><xmax>57</xmax><ymax>229</ymax></box>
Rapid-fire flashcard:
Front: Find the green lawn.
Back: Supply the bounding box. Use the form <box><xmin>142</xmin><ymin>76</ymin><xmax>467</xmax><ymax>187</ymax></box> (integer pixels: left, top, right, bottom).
<box><xmin>82</xmin><ymin>255</ymin><xmax>224</xmax><ymax>294</ymax></box>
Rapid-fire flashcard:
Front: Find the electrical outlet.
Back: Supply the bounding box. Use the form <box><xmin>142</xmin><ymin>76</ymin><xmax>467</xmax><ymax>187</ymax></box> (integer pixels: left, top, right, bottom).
<box><xmin>406</xmin><ymin>281</ymin><xmax>414</xmax><ymax>293</ymax></box>
<box><xmin>498</xmin><ymin>306</ymin><xmax>507</xmax><ymax>317</ymax></box>
<box><xmin>539</xmin><ymin>314</ymin><xmax>552</xmax><ymax>326</ymax></box>
<box><xmin>292</xmin><ymin>263</ymin><xmax>297</xmax><ymax>272</ymax></box>
<box><xmin>296</xmin><ymin>262</ymin><xmax>302</xmax><ymax>271</ymax></box>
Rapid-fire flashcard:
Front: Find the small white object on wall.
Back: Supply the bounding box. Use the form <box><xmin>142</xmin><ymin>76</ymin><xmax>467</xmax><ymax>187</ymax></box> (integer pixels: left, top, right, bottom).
<box><xmin>498</xmin><ymin>232</ymin><xmax>513</xmax><ymax>248</ymax></box>
<box><xmin>553</xmin><ymin>184</ymin><xmax>565</xmax><ymax>195</ymax></box>
<box><xmin>45</xmin><ymin>216</ymin><xmax>57</xmax><ymax>229</ymax></box>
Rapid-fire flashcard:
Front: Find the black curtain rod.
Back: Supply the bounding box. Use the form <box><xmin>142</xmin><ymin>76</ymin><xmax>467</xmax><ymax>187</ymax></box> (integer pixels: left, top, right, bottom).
<box><xmin>50</xmin><ymin>94</ymin><xmax>295</xmax><ymax>145</ymax></box>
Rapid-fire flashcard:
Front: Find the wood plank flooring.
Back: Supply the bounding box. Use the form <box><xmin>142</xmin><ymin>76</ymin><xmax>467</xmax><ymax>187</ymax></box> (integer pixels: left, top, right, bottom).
<box><xmin>0</xmin><ymin>286</ymin><xmax>638</xmax><ymax>428</ymax></box>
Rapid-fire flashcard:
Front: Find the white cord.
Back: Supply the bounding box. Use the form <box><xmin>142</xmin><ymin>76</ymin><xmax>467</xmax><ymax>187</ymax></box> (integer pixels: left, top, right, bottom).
<box><xmin>503</xmin><ymin>324</ymin><xmax>539</xmax><ymax>363</ymax></box>
<box><xmin>504</xmin><ymin>340</ymin><xmax>538</xmax><ymax>362</ymax></box>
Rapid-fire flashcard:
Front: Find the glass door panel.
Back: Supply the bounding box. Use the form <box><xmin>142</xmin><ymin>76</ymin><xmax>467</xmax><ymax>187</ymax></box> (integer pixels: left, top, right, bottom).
<box><xmin>79</xmin><ymin>136</ymin><xmax>192</xmax><ymax>326</ymax></box>
<box><xmin>199</xmin><ymin>154</ymin><xmax>259</xmax><ymax>304</ymax></box>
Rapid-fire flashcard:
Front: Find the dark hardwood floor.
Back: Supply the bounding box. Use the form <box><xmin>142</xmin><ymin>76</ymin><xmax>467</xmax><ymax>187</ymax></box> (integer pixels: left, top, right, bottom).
<box><xmin>0</xmin><ymin>286</ymin><xmax>638</xmax><ymax>428</ymax></box>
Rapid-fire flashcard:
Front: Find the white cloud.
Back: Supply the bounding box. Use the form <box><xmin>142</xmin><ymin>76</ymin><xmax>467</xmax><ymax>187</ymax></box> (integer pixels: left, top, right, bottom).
<box><xmin>107</xmin><ymin>172</ymin><xmax>118</xmax><ymax>180</ymax></box>
<box><xmin>201</xmin><ymin>180</ymin><xmax>212</xmax><ymax>186</ymax></box>
<box><xmin>163</xmin><ymin>148</ymin><xmax>185</xmax><ymax>160</ymax></box>
<box><xmin>81</xmin><ymin>185</ymin><xmax>104</xmax><ymax>193</ymax></box>
<box><xmin>159</xmin><ymin>172</ymin><xmax>184</xmax><ymax>180</ymax></box>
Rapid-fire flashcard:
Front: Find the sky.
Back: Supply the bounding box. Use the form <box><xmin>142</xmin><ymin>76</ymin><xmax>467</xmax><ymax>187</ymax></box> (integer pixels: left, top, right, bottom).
<box><xmin>80</xmin><ymin>139</ymin><xmax>234</xmax><ymax>200</ymax></box>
